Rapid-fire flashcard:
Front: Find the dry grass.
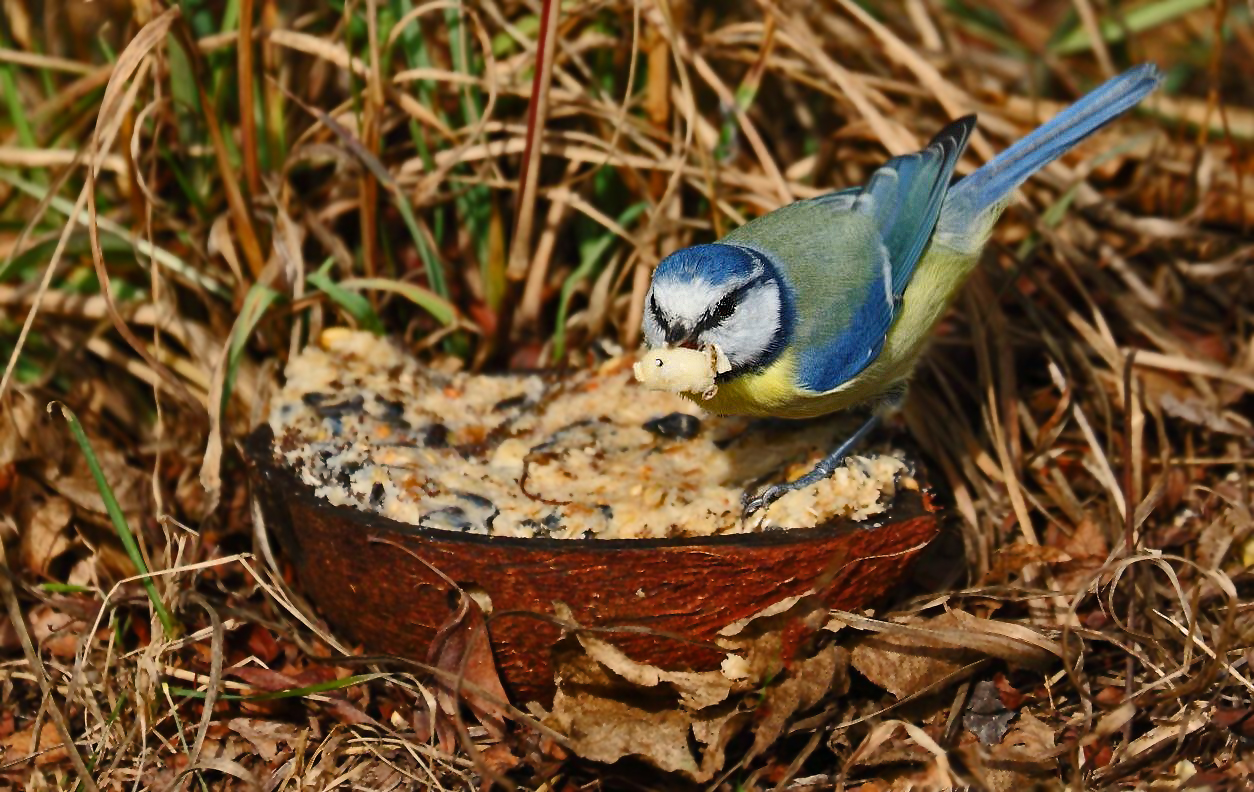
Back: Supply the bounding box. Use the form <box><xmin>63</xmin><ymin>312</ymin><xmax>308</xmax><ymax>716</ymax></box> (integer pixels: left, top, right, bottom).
<box><xmin>1</xmin><ymin>0</ymin><xmax>1252</xmax><ymax>789</ymax></box>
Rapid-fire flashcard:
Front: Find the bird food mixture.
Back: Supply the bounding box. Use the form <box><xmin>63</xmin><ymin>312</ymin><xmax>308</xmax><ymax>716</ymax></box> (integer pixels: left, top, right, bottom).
<box><xmin>267</xmin><ymin>330</ymin><xmax>917</xmax><ymax>540</ymax></box>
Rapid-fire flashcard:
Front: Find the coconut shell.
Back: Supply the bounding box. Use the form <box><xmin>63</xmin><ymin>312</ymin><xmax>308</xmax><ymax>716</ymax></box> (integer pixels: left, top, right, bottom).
<box><xmin>245</xmin><ymin>427</ymin><xmax>940</xmax><ymax>705</ymax></box>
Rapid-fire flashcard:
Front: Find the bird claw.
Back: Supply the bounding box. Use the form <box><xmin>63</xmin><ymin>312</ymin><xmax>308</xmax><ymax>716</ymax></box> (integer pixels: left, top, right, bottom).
<box><xmin>741</xmin><ymin>483</ymin><xmax>787</xmax><ymax>521</ymax></box>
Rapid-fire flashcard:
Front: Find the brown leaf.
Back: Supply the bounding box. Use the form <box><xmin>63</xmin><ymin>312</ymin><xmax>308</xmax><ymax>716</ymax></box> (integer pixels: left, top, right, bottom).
<box><xmin>229</xmin><ymin>665</ymin><xmax>303</xmax><ymax>692</ymax></box>
<box><xmin>0</xmin><ymin>614</ymin><xmax>17</xmax><ymax>652</ymax></box>
<box><xmin>543</xmin><ymin>602</ymin><xmax>852</xmax><ymax>781</ymax></box>
<box><xmin>324</xmin><ymin>699</ymin><xmax>383</xmax><ymax>728</ymax></box>
<box><xmin>993</xmin><ymin>673</ymin><xmax>1025</xmax><ymax>710</ymax></box>
<box><xmin>1214</xmin><ymin>707</ymin><xmax>1254</xmax><ymax>740</ymax></box>
<box><xmin>0</xmin><ymin>721</ymin><xmax>67</xmax><ymax>767</ymax></box>
<box><xmin>575</xmin><ymin>631</ymin><xmax>739</xmax><ymax>711</ymax></box>
<box><xmin>984</xmin><ymin>542</ymin><xmax>1071</xmax><ymax>584</ymax></box>
<box><xmin>850</xmin><ymin>613</ymin><xmax>980</xmax><ymax>699</ymax></box>
<box><xmin>427</xmin><ymin>591</ymin><xmax>510</xmax><ymax>740</ymax></box>
<box><xmin>1158</xmin><ymin>391</ymin><xmax>1251</xmax><ymax>436</ymax></box>
<box><xmin>226</xmin><ymin>718</ymin><xmax>303</xmax><ymax>763</ymax></box>
<box><xmin>0</xmin><ymin>392</ymin><xmax>66</xmax><ymax>472</ymax></box>
<box><xmin>964</xmin><ymin>710</ymin><xmax>1059</xmax><ymax>792</ymax></box>
<box><xmin>20</xmin><ymin>495</ymin><xmax>74</xmax><ymax>576</ymax></box>
<box><xmin>993</xmin><ymin>709</ymin><xmax>1057</xmax><ymax>763</ymax></box>
<box><xmin>247</xmin><ymin>625</ymin><xmax>282</xmax><ymax>665</ymax></box>
<box><xmin>747</xmin><ymin>645</ymin><xmax>849</xmax><ymax>761</ymax></box>
<box><xmin>548</xmin><ymin>688</ymin><xmax>709</xmax><ymax>776</ymax></box>
<box><xmin>480</xmin><ymin>742</ymin><xmax>522</xmax><ymax>778</ymax></box>
<box><xmin>51</xmin><ymin>444</ymin><xmax>146</xmax><ymax>517</ymax></box>
<box><xmin>27</xmin><ymin>604</ymin><xmax>83</xmax><ymax>658</ymax></box>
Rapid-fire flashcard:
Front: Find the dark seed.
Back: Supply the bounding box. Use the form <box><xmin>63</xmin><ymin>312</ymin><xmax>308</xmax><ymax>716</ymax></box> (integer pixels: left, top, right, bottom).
<box><xmin>643</xmin><ymin>412</ymin><xmax>702</xmax><ymax>440</ymax></box>
<box><xmin>542</xmin><ymin>513</ymin><xmax>562</xmax><ymax>532</ymax></box>
<box><xmin>302</xmin><ymin>392</ymin><xmax>331</xmax><ymax>407</ymax></box>
<box><xmin>456</xmin><ymin>492</ymin><xmax>495</xmax><ymax>510</ymax></box>
<box><xmin>370</xmin><ymin>482</ymin><xmax>385</xmax><ymax>506</ymax></box>
<box><xmin>422</xmin><ymin>423</ymin><xmax>450</xmax><ymax>448</ymax></box>
<box><xmin>422</xmin><ymin>506</ymin><xmax>473</xmax><ymax>532</ymax></box>
<box><xmin>454</xmin><ymin>491</ymin><xmax>499</xmax><ymax>532</ymax></box>
<box><xmin>598</xmin><ymin>504</ymin><xmax>614</xmax><ymax>520</ymax></box>
<box><xmin>375</xmin><ymin>397</ymin><xmax>410</xmax><ymax>426</ymax></box>
<box><xmin>335</xmin><ymin>463</ymin><xmax>361</xmax><ymax>489</ymax></box>
<box><xmin>312</xmin><ymin>394</ymin><xmax>365</xmax><ymax>417</ymax></box>
<box><xmin>493</xmin><ymin>394</ymin><xmax>528</xmax><ymax>412</ymax></box>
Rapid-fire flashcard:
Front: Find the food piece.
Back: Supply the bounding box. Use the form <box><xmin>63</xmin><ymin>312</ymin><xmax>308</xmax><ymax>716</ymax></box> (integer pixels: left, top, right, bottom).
<box><xmin>633</xmin><ymin>344</ymin><xmax>729</xmax><ymax>400</ymax></box>
<box><xmin>268</xmin><ymin>330</ymin><xmax>912</xmax><ymax>540</ymax></box>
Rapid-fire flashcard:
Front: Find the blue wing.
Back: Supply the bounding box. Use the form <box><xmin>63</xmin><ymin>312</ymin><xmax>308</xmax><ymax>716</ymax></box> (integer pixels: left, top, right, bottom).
<box><xmin>795</xmin><ymin>116</ymin><xmax>975</xmax><ymax>392</ymax></box>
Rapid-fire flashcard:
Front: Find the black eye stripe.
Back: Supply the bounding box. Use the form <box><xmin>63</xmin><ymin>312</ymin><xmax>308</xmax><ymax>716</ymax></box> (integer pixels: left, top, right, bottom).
<box><xmin>709</xmin><ymin>293</ymin><xmax>738</xmax><ymax>324</ymax></box>
<box><xmin>692</xmin><ymin>275</ymin><xmax>771</xmax><ymax>336</ymax></box>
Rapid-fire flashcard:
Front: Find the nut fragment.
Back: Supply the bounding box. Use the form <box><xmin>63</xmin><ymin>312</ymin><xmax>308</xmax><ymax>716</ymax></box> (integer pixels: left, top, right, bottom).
<box><xmin>632</xmin><ymin>345</ymin><xmax>727</xmax><ymax>400</ymax></box>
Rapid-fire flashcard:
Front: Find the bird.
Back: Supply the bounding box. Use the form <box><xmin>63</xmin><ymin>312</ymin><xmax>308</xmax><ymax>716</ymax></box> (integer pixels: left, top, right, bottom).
<box><xmin>639</xmin><ymin>64</ymin><xmax>1162</xmax><ymax>517</ymax></box>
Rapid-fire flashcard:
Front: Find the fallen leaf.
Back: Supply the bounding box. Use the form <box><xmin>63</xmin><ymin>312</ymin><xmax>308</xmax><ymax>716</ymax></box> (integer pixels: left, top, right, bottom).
<box><xmin>993</xmin><ymin>709</ymin><xmax>1057</xmax><ymax>763</ymax></box>
<box><xmin>0</xmin><ymin>721</ymin><xmax>67</xmax><ymax>767</ymax></box>
<box><xmin>984</xmin><ymin>542</ymin><xmax>1071</xmax><ymax>584</ymax></box>
<box><xmin>547</xmin><ymin>687</ymin><xmax>719</xmax><ymax>777</ymax></box>
<box><xmin>1158</xmin><ymin>391</ymin><xmax>1251</xmax><ymax>436</ymax></box>
<box><xmin>1198</xmin><ymin>504</ymin><xmax>1253</xmax><ymax>571</ymax></box>
<box><xmin>1213</xmin><ymin>707</ymin><xmax>1254</xmax><ymax>740</ymax></box>
<box><xmin>575</xmin><ymin>631</ymin><xmax>739</xmax><ymax>711</ymax></box>
<box><xmin>427</xmin><ymin>590</ymin><xmax>510</xmax><ymax>740</ymax></box>
<box><xmin>0</xmin><ymin>392</ymin><xmax>66</xmax><ymax>472</ymax></box>
<box><xmin>226</xmin><ymin>718</ymin><xmax>304</xmax><ymax>763</ymax></box>
<box><xmin>850</xmin><ymin>613</ymin><xmax>980</xmax><ymax>699</ymax></box>
<box><xmin>27</xmin><ymin>604</ymin><xmax>83</xmax><ymax>658</ymax></box>
<box><xmin>0</xmin><ymin>612</ymin><xmax>18</xmax><ymax>652</ymax></box>
<box><xmin>20</xmin><ymin>495</ymin><xmax>74</xmax><ymax>577</ymax></box>
<box><xmin>963</xmin><ymin>710</ymin><xmax>1058</xmax><ymax>792</ymax></box>
<box><xmin>229</xmin><ymin>665</ymin><xmax>305</xmax><ymax>692</ymax></box>
<box><xmin>247</xmin><ymin>625</ymin><xmax>282</xmax><ymax>665</ymax></box>
<box><xmin>747</xmin><ymin>645</ymin><xmax>850</xmax><ymax>761</ymax></box>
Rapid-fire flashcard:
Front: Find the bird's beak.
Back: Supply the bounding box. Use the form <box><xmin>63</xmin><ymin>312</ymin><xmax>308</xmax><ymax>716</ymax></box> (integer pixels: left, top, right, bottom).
<box><xmin>663</xmin><ymin>323</ymin><xmax>693</xmax><ymax>347</ymax></box>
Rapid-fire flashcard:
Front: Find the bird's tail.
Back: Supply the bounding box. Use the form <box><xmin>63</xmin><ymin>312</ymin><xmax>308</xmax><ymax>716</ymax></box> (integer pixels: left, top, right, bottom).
<box><xmin>940</xmin><ymin>64</ymin><xmax>1161</xmax><ymax>242</ymax></box>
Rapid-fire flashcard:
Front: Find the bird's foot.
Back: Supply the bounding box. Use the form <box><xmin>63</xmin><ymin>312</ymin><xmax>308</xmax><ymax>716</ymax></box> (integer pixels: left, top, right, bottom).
<box><xmin>740</xmin><ymin>411</ymin><xmax>884</xmax><ymax>522</ymax></box>
<box><xmin>741</xmin><ymin>470</ymin><xmax>829</xmax><ymax>520</ymax></box>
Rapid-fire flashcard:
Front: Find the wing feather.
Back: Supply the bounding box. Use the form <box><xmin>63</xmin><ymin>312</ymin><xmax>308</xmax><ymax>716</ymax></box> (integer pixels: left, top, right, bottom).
<box><xmin>791</xmin><ymin>117</ymin><xmax>975</xmax><ymax>392</ymax></box>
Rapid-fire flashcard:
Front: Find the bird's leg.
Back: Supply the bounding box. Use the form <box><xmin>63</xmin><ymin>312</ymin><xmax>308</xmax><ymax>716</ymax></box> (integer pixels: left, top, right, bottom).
<box><xmin>741</xmin><ymin>412</ymin><xmax>883</xmax><ymax>519</ymax></box>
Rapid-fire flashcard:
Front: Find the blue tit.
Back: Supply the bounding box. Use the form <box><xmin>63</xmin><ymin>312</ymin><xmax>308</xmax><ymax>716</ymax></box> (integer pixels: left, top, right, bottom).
<box><xmin>640</xmin><ymin>64</ymin><xmax>1162</xmax><ymax>515</ymax></box>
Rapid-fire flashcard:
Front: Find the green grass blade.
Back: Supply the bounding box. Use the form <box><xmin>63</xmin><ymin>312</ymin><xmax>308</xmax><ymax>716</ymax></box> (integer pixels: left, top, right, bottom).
<box><xmin>0</xmin><ymin>26</ymin><xmax>38</xmax><ymax>151</ymax></box>
<box><xmin>51</xmin><ymin>403</ymin><xmax>181</xmax><ymax>638</ymax></box>
<box><xmin>0</xmin><ymin>170</ymin><xmax>232</xmax><ymax>298</ymax></box>
<box><xmin>223</xmin><ymin>282</ymin><xmax>281</xmax><ymax>417</ymax></box>
<box><xmin>308</xmin><ymin>261</ymin><xmax>385</xmax><ymax>335</ymax></box>
<box><xmin>552</xmin><ymin>202</ymin><xmax>648</xmax><ymax>363</ymax></box>
<box><xmin>39</xmin><ymin>582</ymin><xmax>95</xmax><ymax>594</ymax></box>
<box><xmin>338</xmin><ymin>277</ymin><xmax>458</xmax><ymax>327</ymax></box>
<box><xmin>167</xmin><ymin>672</ymin><xmax>380</xmax><ymax>701</ymax></box>
<box><xmin>1051</xmin><ymin>0</ymin><xmax>1212</xmax><ymax>55</ymax></box>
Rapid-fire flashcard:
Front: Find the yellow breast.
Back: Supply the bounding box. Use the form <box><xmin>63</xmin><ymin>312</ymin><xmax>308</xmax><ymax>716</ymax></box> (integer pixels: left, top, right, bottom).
<box><xmin>693</xmin><ymin>349</ymin><xmax>860</xmax><ymax>419</ymax></box>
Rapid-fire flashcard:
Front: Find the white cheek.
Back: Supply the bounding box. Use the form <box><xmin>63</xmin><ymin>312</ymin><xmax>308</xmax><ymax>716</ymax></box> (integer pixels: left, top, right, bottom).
<box><xmin>708</xmin><ymin>287</ymin><xmax>781</xmax><ymax>365</ymax></box>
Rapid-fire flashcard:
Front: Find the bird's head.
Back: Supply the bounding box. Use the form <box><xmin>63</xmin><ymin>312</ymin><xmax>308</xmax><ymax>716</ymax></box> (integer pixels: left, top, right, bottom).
<box><xmin>642</xmin><ymin>243</ymin><xmax>794</xmax><ymax>377</ymax></box>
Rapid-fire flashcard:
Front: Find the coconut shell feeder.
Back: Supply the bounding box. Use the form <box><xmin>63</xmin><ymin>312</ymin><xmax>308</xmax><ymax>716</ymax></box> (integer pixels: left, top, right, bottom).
<box><xmin>245</xmin><ymin>331</ymin><xmax>942</xmax><ymax>705</ymax></box>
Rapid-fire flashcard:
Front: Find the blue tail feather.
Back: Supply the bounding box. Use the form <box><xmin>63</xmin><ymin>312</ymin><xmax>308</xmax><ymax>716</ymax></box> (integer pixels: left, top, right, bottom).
<box><xmin>947</xmin><ymin>64</ymin><xmax>1162</xmax><ymax>218</ymax></box>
